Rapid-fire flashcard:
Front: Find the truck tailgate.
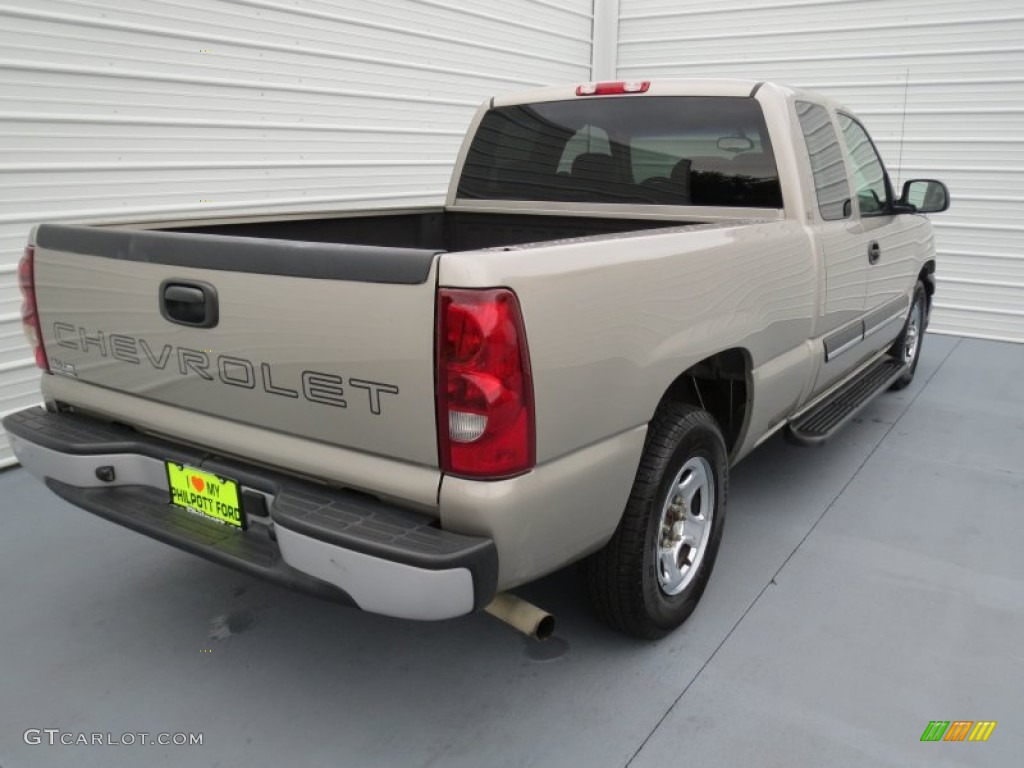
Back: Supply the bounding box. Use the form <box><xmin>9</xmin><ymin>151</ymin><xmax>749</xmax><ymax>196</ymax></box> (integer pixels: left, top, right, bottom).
<box><xmin>32</xmin><ymin>224</ymin><xmax>442</xmax><ymax>467</ymax></box>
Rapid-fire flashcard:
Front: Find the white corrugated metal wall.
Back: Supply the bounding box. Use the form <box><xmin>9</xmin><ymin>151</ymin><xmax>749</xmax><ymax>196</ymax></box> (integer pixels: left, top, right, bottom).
<box><xmin>617</xmin><ymin>0</ymin><xmax>1024</xmax><ymax>344</ymax></box>
<box><xmin>0</xmin><ymin>0</ymin><xmax>594</xmax><ymax>467</ymax></box>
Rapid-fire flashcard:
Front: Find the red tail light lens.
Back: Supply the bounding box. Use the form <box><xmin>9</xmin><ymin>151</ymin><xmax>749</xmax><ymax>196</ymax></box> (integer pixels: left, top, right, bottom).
<box><xmin>437</xmin><ymin>288</ymin><xmax>535</xmax><ymax>479</ymax></box>
<box><xmin>18</xmin><ymin>246</ymin><xmax>49</xmax><ymax>372</ymax></box>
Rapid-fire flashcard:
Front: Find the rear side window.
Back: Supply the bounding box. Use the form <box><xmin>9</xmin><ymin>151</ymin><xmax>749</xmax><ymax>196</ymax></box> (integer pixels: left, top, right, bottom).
<box><xmin>795</xmin><ymin>101</ymin><xmax>850</xmax><ymax>221</ymax></box>
<box><xmin>457</xmin><ymin>96</ymin><xmax>783</xmax><ymax>209</ymax></box>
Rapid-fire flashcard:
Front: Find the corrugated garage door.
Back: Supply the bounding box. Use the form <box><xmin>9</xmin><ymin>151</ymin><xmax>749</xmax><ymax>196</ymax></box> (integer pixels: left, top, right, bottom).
<box><xmin>0</xmin><ymin>0</ymin><xmax>594</xmax><ymax>467</ymax></box>
<box><xmin>618</xmin><ymin>0</ymin><xmax>1024</xmax><ymax>344</ymax></box>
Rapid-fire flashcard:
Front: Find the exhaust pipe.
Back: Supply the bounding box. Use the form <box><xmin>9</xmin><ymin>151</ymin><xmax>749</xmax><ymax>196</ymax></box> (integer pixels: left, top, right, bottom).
<box><xmin>485</xmin><ymin>593</ymin><xmax>555</xmax><ymax>641</ymax></box>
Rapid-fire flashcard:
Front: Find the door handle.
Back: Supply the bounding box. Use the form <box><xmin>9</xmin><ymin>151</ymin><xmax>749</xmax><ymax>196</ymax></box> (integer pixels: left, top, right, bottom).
<box><xmin>868</xmin><ymin>241</ymin><xmax>881</xmax><ymax>265</ymax></box>
<box><xmin>160</xmin><ymin>280</ymin><xmax>219</xmax><ymax>328</ymax></box>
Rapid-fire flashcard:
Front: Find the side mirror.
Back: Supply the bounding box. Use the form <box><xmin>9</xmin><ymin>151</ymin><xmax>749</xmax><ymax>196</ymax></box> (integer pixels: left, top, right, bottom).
<box><xmin>899</xmin><ymin>179</ymin><xmax>950</xmax><ymax>214</ymax></box>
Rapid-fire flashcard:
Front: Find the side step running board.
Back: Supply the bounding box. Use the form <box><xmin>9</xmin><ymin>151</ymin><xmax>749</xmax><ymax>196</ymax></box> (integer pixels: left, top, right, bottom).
<box><xmin>786</xmin><ymin>356</ymin><xmax>906</xmax><ymax>446</ymax></box>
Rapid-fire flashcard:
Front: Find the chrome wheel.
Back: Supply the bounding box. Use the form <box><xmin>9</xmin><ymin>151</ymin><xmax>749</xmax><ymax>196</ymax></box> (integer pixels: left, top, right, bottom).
<box><xmin>903</xmin><ymin>296</ymin><xmax>924</xmax><ymax>365</ymax></box>
<box><xmin>585</xmin><ymin>403</ymin><xmax>727</xmax><ymax>638</ymax></box>
<box><xmin>656</xmin><ymin>456</ymin><xmax>715</xmax><ymax>596</ymax></box>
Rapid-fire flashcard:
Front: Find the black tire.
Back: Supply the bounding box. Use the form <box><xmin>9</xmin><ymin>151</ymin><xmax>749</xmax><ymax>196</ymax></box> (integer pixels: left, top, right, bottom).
<box><xmin>584</xmin><ymin>403</ymin><xmax>728</xmax><ymax>639</ymax></box>
<box><xmin>889</xmin><ymin>281</ymin><xmax>928</xmax><ymax>391</ymax></box>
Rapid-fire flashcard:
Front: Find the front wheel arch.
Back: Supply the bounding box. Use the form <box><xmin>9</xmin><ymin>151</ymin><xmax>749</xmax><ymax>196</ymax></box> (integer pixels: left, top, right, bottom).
<box><xmin>889</xmin><ymin>280</ymin><xmax>928</xmax><ymax>391</ymax></box>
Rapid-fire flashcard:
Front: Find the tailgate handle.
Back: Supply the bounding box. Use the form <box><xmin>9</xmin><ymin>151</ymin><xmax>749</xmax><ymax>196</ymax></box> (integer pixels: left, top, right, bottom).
<box><xmin>160</xmin><ymin>280</ymin><xmax>219</xmax><ymax>328</ymax></box>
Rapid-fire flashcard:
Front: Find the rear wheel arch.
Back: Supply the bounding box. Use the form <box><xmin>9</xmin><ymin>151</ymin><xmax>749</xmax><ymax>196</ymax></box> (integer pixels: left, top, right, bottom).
<box><xmin>656</xmin><ymin>348</ymin><xmax>752</xmax><ymax>459</ymax></box>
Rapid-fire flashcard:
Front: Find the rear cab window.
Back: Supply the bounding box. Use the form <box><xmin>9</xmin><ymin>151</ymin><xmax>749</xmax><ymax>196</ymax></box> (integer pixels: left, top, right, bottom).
<box><xmin>457</xmin><ymin>97</ymin><xmax>783</xmax><ymax>209</ymax></box>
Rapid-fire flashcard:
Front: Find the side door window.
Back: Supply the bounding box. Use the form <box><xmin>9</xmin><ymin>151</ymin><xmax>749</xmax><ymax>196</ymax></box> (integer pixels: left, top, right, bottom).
<box><xmin>837</xmin><ymin>114</ymin><xmax>890</xmax><ymax>215</ymax></box>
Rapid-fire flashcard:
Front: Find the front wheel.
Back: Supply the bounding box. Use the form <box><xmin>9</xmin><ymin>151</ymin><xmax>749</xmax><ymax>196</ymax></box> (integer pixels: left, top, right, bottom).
<box><xmin>584</xmin><ymin>403</ymin><xmax>728</xmax><ymax>639</ymax></box>
<box><xmin>889</xmin><ymin>281</ymin><xmax>928</xmax><ymax>391</ymax></box>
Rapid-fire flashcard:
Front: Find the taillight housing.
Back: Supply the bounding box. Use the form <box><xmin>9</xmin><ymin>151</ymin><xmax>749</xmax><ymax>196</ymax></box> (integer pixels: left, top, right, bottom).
<box><xmin>576</xmin><ymin>80</ymin><xmax>650</xmax><ymax>96</ymax></box>
<box><xmin>18</xmin><ymin>245</ymin><xmax>49</xmax><ymax>372</ymax></box>
<box><xmin>437</xmin><ymin>288</ymin><xmax>535</xmax><ymax>479</ymax></box>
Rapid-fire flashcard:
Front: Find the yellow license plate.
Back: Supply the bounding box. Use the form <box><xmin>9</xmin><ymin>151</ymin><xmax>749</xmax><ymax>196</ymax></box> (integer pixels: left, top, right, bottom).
<box><xmin>166</xmin><ymin>463</ymin><xmax>244</xmax><ymax>529</ymax></box>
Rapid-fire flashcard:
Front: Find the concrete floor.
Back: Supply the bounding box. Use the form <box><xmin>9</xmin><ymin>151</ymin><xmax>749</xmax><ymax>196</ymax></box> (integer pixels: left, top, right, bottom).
<box><xmin>0</xmin><ymin>334</ymin><xmax>1021</xmax><ymax>767</ymax></box>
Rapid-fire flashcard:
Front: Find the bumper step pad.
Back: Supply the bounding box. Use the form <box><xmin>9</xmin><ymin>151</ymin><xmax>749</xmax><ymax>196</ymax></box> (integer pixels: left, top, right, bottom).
<box><xmin>46</xmin><ymin>479</ymin><xmax>351</xmax><ymax>603</ymax></box>
<box><xmin>4</xmin><ymin>407</ymin><xmax>497</xmax><ymax>610</ymax></box>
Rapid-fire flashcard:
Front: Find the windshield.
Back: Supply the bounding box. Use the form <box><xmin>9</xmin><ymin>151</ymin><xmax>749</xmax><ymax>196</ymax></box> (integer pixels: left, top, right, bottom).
<box><xmin>457</xmin><ymin>96</ymin><xmax>782</xmax><ymax>209</ymax></box>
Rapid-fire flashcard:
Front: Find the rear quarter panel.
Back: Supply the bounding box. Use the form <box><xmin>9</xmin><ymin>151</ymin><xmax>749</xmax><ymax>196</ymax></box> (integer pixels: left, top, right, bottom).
<box><xmin>439</xmin><ymin>220</ymin><xmax>818</xmax><ymax>465</ymax></box>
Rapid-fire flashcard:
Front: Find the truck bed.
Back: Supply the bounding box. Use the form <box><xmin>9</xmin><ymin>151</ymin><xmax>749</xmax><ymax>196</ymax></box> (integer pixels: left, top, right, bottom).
<box><xmin>166</xmin><ymin>211</ymin><xmax>687</xmax><ymax>253</ymax></box>
<box><xmin>26</xmin><ymin>208</ymin><xmax>702</xmax><ymax>481</ymax></box>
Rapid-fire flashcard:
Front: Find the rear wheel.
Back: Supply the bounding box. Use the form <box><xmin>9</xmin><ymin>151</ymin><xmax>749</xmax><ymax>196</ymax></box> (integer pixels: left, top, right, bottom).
<box><xmin>584</xmin><ymin>403</ymin><xmax>727</xmax><ymax>639</ymax></box>
<box><xmin>889</xmin><ymin>281</ymin><xmax>927</xmax><ymax>391</ymax></box>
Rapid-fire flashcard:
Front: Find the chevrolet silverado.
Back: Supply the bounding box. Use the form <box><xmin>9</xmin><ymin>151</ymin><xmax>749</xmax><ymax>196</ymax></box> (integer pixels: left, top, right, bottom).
<box><xmin>4</xmin><ymin>79</ymin><xmax>949</xmax><ymax>639</ymax></box>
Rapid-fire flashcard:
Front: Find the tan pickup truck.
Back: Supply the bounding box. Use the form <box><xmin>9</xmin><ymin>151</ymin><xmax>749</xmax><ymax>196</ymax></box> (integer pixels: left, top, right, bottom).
<box><xmin>6</xmin><ymin>79</ymin><xmax>948</xmax><ymax>639</ymax></box>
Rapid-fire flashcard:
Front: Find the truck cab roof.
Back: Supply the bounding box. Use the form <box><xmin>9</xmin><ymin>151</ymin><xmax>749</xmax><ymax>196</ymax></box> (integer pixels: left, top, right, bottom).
<box><xmin>491</xmin><ymin>78</ymin><xmax>844</xmax><ymax>113</ymax></box>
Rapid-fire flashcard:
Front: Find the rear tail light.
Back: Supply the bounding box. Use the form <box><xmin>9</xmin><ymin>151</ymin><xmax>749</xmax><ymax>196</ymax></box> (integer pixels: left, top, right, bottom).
<box><xmin>17</xmin><ymin>245</ymin><xmax>49</xmax><ymax>372</ymax></box>
<box><xmin>436</xmin><ymin>288</ymin><xmax>535</xmax><ymax>479</ymax></box>
<box><xmin>576</xmin><ymin>80</ymin><xmax>650</xmax><ymax>96</ymax></box>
